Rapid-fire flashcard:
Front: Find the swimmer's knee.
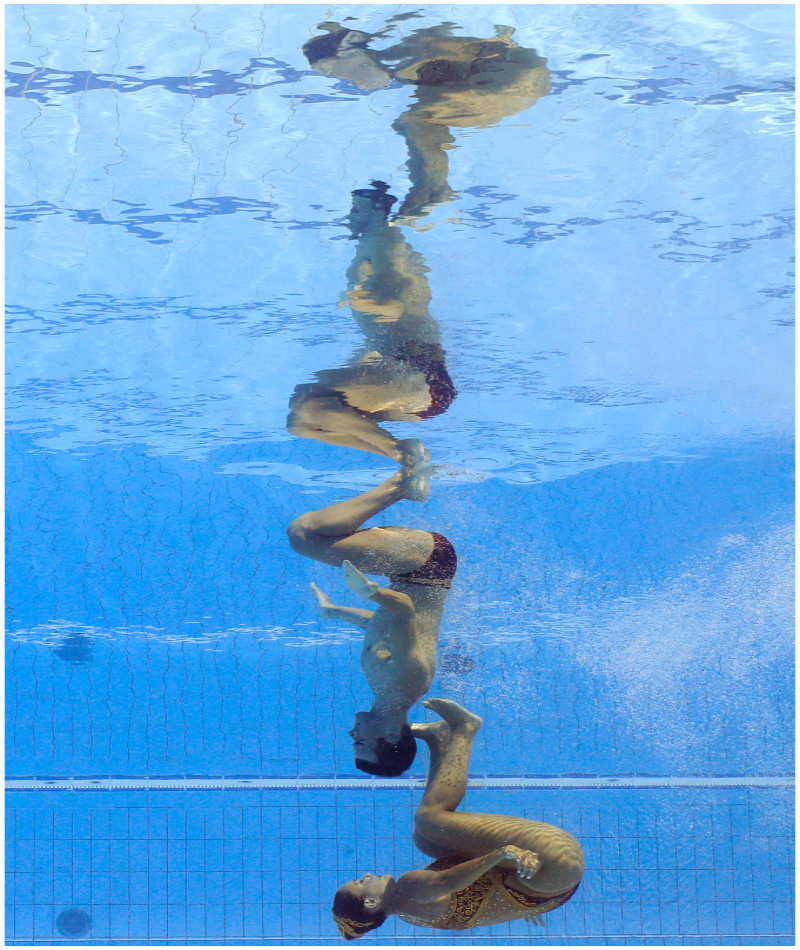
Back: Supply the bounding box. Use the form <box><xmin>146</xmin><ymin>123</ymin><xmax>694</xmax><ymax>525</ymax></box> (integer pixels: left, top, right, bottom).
<box><xmin>287</xmin><ymin>517</ymin><xmax>354</xmax><ymax>555</ymax></box>
<box><xmin>413</xmin><ymin>810</ymin><xmax>433</xmax><ymax>834</ymax></box>
<box><xmin>414</xmin><ymin>803</ymin><xmax>439</xmax><ymax>828</ymax></box>
<box><xmin>286</xmin><ymin>517</ymin><xmax>314</xmax><ymax>554</ymax></box>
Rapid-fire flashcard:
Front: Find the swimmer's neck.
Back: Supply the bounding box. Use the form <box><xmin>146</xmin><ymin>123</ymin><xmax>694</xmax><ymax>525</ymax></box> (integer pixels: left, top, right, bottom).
<box><xmin>368</xmin><ymin>701</ymin><xmax>410</xmax><ymax>740</ymax></box>
<box><xmin>366</xmin><ymin>658</ymin><xmax>431</xmax><ymax>711</ymax></box>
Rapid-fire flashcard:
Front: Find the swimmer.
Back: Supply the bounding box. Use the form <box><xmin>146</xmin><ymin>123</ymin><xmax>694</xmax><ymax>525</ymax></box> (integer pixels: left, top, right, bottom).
<box><xmin>286</xmin><ymin>466</ymin><xmax>456</xmax><ymax>776</ymax></box>
<box><xmin>286</xmin><ymin>181</ymin><xmax>457</xmax><ymax>774</ymax></box>
<box><xmin>332</xmin><ymin>699</ymin><xmax>585</xmax><ymax>937</ymax></box>
<box><xmin>303</xmin><ymin>22</ymin><xmax>551</xmax><ymax>220</ymax></box>
<box><xmin>287</xmin><ymin>182</ymin><xmax>456</xmax><ymax>463</ymax></box>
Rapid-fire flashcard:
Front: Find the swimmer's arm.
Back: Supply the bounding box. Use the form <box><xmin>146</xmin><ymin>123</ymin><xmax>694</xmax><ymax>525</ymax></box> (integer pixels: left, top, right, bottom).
<box><xmin>310</xmin><ymin>583</ymin><xmax>374</xmax><ymax>630</ymax></box>
<box><xmin>342</xmin><ymin>561</ymin><xmax>416</xmax><ymax>619</ymax></box>
<box><xmin>399</xmin><ymin>847</ymin><xmax>541</xmax><ymax>902</ymax></box>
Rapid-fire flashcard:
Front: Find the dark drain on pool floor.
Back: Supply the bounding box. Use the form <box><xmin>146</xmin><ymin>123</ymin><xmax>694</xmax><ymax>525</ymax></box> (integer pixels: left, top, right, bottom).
<box><xmin>56</xmin><ymin>908</ymin><xmax>91</xmax><ymax>937</ymax></box>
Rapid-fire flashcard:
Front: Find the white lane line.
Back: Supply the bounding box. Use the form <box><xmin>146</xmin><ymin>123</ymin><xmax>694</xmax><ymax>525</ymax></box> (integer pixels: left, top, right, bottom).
<box><xmin>5</xmin><ymin>774</ymin><xmax>794</xmax><ymax>791</ymax></box>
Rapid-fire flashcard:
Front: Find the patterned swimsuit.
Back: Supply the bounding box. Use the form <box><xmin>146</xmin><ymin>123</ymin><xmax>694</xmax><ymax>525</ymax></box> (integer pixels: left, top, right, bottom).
<box><xmin>399</xmin><ymin>856</ymin><xmax>580</xmax><ymax>931</ymax></box>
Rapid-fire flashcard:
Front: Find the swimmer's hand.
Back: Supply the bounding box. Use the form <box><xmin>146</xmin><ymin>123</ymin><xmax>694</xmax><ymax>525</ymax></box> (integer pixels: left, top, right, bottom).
<box><xmin>499</xmin><ymin>846</ymin><xmax>541</xmax><ymax>880</ymax></box>
<box><xmin>342</xmin><ymin>560</ymin><xmax>379</xmax><ymax>600</ymax></box>
<box><xmin>310</xmin><ymin>583</ymin><xmax>335</xmax><ymax>616</ymax></box>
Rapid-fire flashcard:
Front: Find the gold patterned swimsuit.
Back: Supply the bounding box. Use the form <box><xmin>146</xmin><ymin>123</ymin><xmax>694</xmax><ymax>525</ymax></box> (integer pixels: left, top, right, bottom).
<box><xmin>398</xmin><ymin>856</ymin><xmax>580</xmax><ymax>931</ymax></box>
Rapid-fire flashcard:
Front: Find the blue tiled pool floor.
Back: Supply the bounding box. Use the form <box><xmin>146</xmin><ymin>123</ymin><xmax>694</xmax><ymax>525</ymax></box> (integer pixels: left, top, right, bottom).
<box><xmin>5</xmin><ymin>787</ymin><xmax>794</xmax><ymax>946</ymax></box>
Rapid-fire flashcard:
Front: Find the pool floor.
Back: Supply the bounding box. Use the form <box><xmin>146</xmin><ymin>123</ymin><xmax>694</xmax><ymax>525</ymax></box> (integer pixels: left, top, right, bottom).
<box><xmin>5</xmin><ymin>786</ymin><xmax>794</xmax><ymax>946</ymax></box>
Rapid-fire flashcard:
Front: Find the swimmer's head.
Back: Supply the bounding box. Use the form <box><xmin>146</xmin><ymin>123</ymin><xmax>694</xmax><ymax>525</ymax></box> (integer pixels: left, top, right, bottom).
<box><xmin>332</xmin><ymin>875</ymin><xmax>392</xmax><ymax>940</ymax></box>
<box><xmin>303</xmin><ymin>27</ymin><xmax>392</xmax><ymax>91</ymax></box>
<box><xmin>350</xmin><ymin>713</ymin><xmax>417</xmax><ymax>776</ymax></box>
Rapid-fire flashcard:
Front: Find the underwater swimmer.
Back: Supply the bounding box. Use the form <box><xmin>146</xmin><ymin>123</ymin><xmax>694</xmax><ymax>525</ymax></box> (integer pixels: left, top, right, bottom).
<box><xmin>287</xmin><ymin>464</ymin><xmax>456</xmax><ymax>777</ymax></box>
<box><xmin>332</xmin><ymin>699</ymin><xmax>584</xmax><ymax>937</ymax></box>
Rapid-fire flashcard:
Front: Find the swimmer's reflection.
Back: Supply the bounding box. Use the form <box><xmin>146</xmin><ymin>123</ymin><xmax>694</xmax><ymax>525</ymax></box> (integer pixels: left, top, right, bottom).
<box><xmin>288</xmin><ymin>182</ymin><xmax>455</xmax><ymax>461</ymax></box>
<box><xmin>287</xmin><ymin>183</ymin><xmax>457</xmax><ymax>777</ymax></box>
<box><xmin>332</xmin><ymin>699</ymin><xmax>585</xmax><ymax>938</ymax></box>
<box><xmin>304</xmin><ymin>23</ymin><xmax>550</xmax><ymax>219</ymax></box>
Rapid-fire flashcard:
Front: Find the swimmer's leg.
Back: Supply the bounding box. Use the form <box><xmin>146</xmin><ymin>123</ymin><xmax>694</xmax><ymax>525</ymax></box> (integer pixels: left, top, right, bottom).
<box><xmin>412</xmin><ymin>829</ymin><xmax>453</xmax><ymax>861</ymax></box>
<box><xmin>412</xmin><ymin>716</ymin><xmax>451</xmax><ymax>775</ymax></box>
<box><xmin>413</xmin><ymin>702</ymin><xmax>585</xmax><ymax>893</ymax></box>
<box><xmin>287</xmin><ymin>470</ymin><xmax>434</xmax><ymax>576</ymax></box>
<box><xmin>411</xmin><ymin>715</ymin><xmax>458</xmax><ymax>859</ymax></box>
<box><xmin>416</xmin><ymin>699</ymin><xmax>482</xmax><ymax>815</ymax></box>
<box><xmin>288</xmin><ymin>390</ymin><xmax>427</xmax><ymax>465</ymax></box>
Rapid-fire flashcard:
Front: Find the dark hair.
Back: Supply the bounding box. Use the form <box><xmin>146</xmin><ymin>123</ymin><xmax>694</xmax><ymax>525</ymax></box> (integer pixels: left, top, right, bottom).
<box><xmin>332</xmin><ymin>887</ymin><xmax>387</xmax><ymax>941</ymax></box>
<box><xmin>351</xmin><ymin>181</ymin><xmax>397</xmax><ymax>217</ymax></box>
<box><xmin>355</xmin><ymin>725</ymin><xmax>417</xmax><ymax>777</ymax></box>
<box><xmin>303</xmin><ymin>29</ymin><xmax>364</xmax><ymax>66</ymax></box>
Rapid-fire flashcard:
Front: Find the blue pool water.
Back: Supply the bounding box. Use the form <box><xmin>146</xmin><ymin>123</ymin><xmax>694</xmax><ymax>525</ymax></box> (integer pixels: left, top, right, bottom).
<box><xmin>5</xmin><ymin>3</ymin><xmax>794</xmax><ymax>945</ymax></box>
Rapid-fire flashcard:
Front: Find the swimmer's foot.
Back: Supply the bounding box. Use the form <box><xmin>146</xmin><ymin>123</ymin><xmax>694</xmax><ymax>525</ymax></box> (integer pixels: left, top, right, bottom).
<box><xmin>422</xmin><ymin>698</ymin><xmax>483</xmax><ymax>736</ymax></box>
<box><xmin>398</xmin><ymin>462</ymin><xmax>432</xmax><ymax>503</ymax></box>
<box><xmin>411</xmin><ymin>718</ymin><xmax>451</xmax><ymax>756</ymax></box>
<box><xmin>398</xmin><ymin>438</ymin><xmax>431</xmax><ymax>470</ymax></box>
